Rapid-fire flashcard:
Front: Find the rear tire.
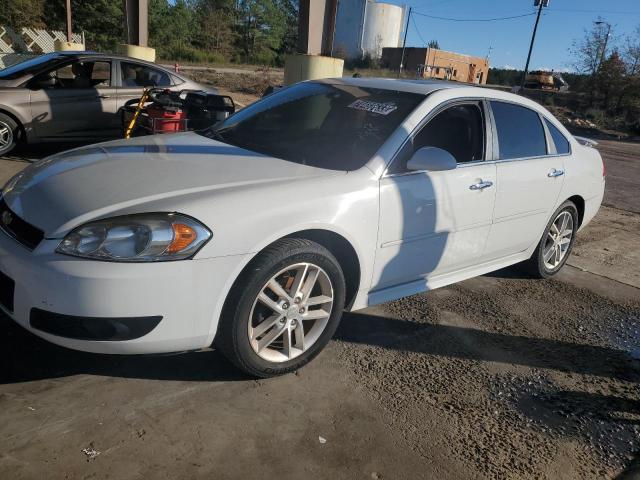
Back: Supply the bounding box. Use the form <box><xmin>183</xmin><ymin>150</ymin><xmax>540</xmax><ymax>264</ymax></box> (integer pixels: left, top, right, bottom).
<box><xmin>0</xmin><ymin>113</ymin><xmax>19</xmax><ymax>157</ymax></box>
<box><xmin>215</xmin><ymin>238</ymin><xmax>346</xmax><ymax>378</ymax></box>
<box><xmin>523</xmin><ymin>200</ymin><xmax>579</xmax><ymax>279</ymax></box>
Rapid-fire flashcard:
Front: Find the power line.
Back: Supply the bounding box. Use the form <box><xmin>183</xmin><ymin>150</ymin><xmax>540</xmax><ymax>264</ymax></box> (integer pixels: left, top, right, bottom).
<box><xmin>411</xmin><ymin>13</ymin><xmax>428</xmax><ymax>47</ymax></box>
<box><xmin>547</xmin><ymin>8</ymin><xmax>640</xmax><ymax>16</ymax></box>
<box><xmin>412</xmin><ymin>11</ymin><xmax>537</xmax><ymax>22</ymax></box>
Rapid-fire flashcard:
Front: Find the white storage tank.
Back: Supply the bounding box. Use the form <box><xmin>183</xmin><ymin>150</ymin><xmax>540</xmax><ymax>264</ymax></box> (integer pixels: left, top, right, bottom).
<box><xmin>362</xmin><ymin>1</ymin><xmax>405</xmax><ymax>57</ymax></box>
<box><xmin>334</xmin><ymin>0</ymin><xmax>406</xmax><ymax>59</ymax></box>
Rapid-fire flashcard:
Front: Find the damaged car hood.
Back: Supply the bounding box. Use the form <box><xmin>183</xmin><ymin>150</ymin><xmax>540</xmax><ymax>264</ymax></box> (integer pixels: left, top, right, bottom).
<box><xmin>2</xmin><ymin>133</ymin><xmax>337</xmax><ymax>237</ymax></box>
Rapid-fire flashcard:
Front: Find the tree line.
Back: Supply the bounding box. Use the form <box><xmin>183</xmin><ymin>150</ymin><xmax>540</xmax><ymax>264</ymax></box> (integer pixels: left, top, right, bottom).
<box><xmin>0</xmin><ymin>0</ymin><xmax>299</xmax><ymax>65</ymax></box>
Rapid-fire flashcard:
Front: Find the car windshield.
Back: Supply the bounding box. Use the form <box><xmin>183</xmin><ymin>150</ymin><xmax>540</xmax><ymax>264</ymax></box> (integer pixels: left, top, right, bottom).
<box><xmin>200</xmin><ymin>82</ymin><xmax>425</xmax><ymax>171</ymax></box>
<box><xmin>0</xmin><ymin>53</ymin><xmax>66</xmax><ymax>80</ymax></box>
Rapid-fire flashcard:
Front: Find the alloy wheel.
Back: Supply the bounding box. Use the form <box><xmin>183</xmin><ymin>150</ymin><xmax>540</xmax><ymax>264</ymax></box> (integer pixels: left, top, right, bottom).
<box><xmin>543</xmin><ymin>211</ymin><xmax>574</xmax><ymax>270</ymax></box>
<box><xmin>248</xmin><ymin>262</ymin><xmax>334</xmax><ymax>363</ymax></box>
<box><xmin>0</xmin><ymin>121</ymin><xmax>13</xmax><ymax>153</ymax></box>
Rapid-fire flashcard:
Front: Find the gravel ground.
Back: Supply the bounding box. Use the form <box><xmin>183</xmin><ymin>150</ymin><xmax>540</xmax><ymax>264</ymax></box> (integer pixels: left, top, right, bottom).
<box><xmin>0</xmin><ymin>133</ymin><xmax>639</xmax><ymax>479</ymax></box>
<box><xmin>335</xmin><ymin>273</ymin><xmax>640</xmax><ymax>479</ymax></box>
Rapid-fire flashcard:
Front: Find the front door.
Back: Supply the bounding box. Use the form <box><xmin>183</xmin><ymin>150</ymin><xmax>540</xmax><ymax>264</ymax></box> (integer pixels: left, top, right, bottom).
<box><xmin>30</xmin><ymin>59</ymin><xmax>119</xmax><ymax>139</ymax></box>
<box><xmin>372</xmin><ymin>101</ymin><xmax>497</xmax><ymax>291</ymax></box>
<box><xmin>484</xmin><ymin>101</ymin><xmax>565</xmax><ymax>260</ymax></box>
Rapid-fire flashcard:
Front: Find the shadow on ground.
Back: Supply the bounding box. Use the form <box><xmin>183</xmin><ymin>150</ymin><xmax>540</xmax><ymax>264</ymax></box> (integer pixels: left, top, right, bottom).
<box><xmin>3</xmin><ymin>303</ymin><xmax>639</xmax><ymax>384</ymax></box>
<box><xmin>0</xmin><ymin>312</ymin><xmax>246</xmax><ymax>384</ymax></box>
<box><xmin>335</xmin><ymin>312</ymin><xmax>640</xmax><ymax>383</ymax></box>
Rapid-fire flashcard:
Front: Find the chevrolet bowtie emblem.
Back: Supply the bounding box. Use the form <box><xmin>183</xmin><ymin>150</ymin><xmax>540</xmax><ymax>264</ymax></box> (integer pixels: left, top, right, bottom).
<box><xmin>1</xmin><ymin>210</ymin><xmax>12</xmax><ymax>226</ymax></box>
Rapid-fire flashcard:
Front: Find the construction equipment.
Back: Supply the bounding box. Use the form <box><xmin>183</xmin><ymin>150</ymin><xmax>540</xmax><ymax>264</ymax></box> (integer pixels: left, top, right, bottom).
<box><xmin>524</xmin><ymin>71</ymin><xmax>569</xmax><ymax>91</ymax></box>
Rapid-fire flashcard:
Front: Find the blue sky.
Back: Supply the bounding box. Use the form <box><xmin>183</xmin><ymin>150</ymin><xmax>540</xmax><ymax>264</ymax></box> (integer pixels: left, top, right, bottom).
<box><xmin>383</xmin><ymin>0</ymin><xmax>640</xmax><ymax>71</ymax></box>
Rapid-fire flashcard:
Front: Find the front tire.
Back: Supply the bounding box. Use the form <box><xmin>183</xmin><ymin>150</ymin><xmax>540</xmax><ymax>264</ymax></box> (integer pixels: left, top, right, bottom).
<box><xmin>524</xmin><ymin>200</ymin><xmax>579</xmax><ymax>279</ymax></box>
<box><xmin>215</xmin><ymin>238</ymin><xmax>346</xmax><ymax>378</ymax></box>
<box><xmin>0</xmin><ymin>113</ymin><xmax>19</xmax><ymax>157</ymax></box>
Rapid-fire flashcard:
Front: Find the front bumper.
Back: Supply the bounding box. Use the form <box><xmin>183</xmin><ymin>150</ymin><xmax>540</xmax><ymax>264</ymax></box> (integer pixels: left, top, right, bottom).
<box><xmin>0</xmin><ymin>231</ymin><xmax>249</xmax><ymax>354</ymax></box>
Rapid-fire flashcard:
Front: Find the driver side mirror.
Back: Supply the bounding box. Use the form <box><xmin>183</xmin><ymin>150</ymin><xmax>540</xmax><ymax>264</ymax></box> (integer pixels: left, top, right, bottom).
<box><xmin>406</xmin><ymin>147</ymin><xmax>457</xmax><ymax>172</ymax></box>
<box><xmin>30</xmin><ymin>74</ymin><xmax>56</xmax><ymax>89</ymax></box>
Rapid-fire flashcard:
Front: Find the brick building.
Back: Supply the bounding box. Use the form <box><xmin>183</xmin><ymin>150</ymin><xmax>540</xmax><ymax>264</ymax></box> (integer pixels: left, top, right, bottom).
<box><xmin>381</xmin><ymin>47</ymin><xmax>490</xmax><ymax>84</ymax></box>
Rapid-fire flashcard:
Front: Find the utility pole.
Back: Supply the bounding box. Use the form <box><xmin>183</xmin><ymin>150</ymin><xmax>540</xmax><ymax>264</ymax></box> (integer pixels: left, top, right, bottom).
<box><xmin>520</xmin><ymin>0</ymin><xmax>548</xmax><ymax>90</ymax></box>
<box><xmin>398</xmin><ymin>7</ymin><xmax>412</xmax><ymax>78</ymax></box>
<box><xmin>486</xmin><ymin>46</ymin><xmax>493</xmax><ymax>61</ymax></box>
<box><xmin>65</xmin><ymin>0</ymin><xmax>72</xmax><ymax>43</ymax></box>
<box><xmin>595</xmin><ymin>21</ymin><xmax>612</xmax><ymax>70</ymax></box>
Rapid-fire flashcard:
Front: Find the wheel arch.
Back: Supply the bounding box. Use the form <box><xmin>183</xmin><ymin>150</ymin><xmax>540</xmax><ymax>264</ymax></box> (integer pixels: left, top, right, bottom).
<box><xmin>220</xmin><ymin>228</ymin><xmax>363</xmax><ymax>321</ymax></box>
<box><xmin>566</xmin><ymin>194</ymin><xmax>585</xmax><ymax>227</ymax></box>
<box><xmin>282</xmin><ymin>229</ymin><xmax>362</xmax><ymax>310</ymax></box>
<box><xmin>0</xmin><ymin>106</ymin><xmax>26</xmax><ymax>144</ymax></box>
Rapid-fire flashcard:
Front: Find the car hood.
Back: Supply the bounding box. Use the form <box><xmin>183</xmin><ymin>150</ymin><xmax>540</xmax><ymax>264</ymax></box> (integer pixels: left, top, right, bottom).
<box><xmin>2</xmin><ymin>133</ymin><xmax>338</xmax><ymax>237</ymax></box>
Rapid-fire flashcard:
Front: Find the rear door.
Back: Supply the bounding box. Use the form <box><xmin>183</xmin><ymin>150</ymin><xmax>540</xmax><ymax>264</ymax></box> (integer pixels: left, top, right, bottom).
<box><xmin>30</xmin><ymin>59</ymin><xmax>119</xmax><ymax>139</ymax></box>
<box><xmin>483</xmin><ymin>100</ymin><xmax>566</xmax><ymax>260</ymax></box>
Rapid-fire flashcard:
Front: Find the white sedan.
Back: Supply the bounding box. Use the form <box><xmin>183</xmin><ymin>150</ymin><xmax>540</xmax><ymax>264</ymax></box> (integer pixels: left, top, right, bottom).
<box><xmin>0</xmin><ymin>78</ymin><xmax>604</xmax><ymax>377</ymax></box>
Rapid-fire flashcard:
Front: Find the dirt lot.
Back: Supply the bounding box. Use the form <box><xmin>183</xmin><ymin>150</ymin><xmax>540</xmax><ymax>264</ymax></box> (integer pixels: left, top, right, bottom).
<box><xmin>0</xmin><ymin>135</ymin><xmax>639</xmax><ymax>479</ymax></box>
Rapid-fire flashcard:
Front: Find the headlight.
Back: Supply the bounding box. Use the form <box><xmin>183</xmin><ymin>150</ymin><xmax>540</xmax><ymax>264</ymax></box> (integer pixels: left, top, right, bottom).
<box><xmin>56</xmin><ymin>213</ymin><xmax>212</xmax><ymax>262</ymax></box>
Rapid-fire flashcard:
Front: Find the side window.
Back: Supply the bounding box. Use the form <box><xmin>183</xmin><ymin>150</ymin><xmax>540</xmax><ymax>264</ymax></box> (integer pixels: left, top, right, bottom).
<box><xmin>544</xmin><ymin>118</ymin><xmax>570</xmax><ymax>154</ymax></box>
<box><xmin>491</xmin><ymin>101</ymin><xmax>547</xmax><ymax>160</ymax></box>
<box><xmin>47</xmin><ymin>61</ymin><xmax>111</xmax><ymax>88</ymax></box>
<box><xmin>389</xmin><ymin>103</ymin><xmax>485</xmax><ymax>173</ymax></box>
<box><xmin>414</xmin><ymin>104</ymin><xmax>485</xmax><ymax>163</ymax></box>
<box><xmin>90</xmin><ymin>62</ymin><xmax>111</xmax><ymax>86</ymax></box>
<box><xmin>171</xmin><ymin>74</ymin><xmax>185</xmax><ymax>86</ymax></box>
<box><xmin>121</xmin><ymin>62</ymin><xmax>171</xmax><ymax>87</ymax></box>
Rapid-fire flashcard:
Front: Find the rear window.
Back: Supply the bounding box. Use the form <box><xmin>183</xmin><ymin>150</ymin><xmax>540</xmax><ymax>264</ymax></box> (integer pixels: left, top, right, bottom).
<box><xmin>203</xmin><ymin>82</ymin><xmax>425</xmax><ymax>171</ymax></box>
<box><xmin>491</xmin><ymin>101</ymin><xmax>547</xmax><ymax>160</ymax></box>
<box><xmin>544</xmin><ymin>118</ymin><xmax>570</xmax><ymax>154</ymax></box>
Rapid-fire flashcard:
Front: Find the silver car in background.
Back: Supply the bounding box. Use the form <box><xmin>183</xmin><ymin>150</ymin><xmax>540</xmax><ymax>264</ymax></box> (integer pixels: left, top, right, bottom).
<box><xmin>0</xmin><ymin>52</ymin><xmax>216</xmax><ymax>155</ymax></box>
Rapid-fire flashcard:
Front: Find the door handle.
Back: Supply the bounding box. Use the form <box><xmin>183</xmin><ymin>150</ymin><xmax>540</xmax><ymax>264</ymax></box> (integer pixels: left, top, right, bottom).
<box><xmin>469</xmin><ymin>180</ymin><xmax>493</xmax><ymax>190</ymax></box>
<box><xmin>548</xmin><ymin>169</ymin><xmax>564</xmax><ymax>177</ymax></box>
<box><xmin>98</xmin><ymin>94</ymin><xmax>112</xmax><ymax>99</ymax></box>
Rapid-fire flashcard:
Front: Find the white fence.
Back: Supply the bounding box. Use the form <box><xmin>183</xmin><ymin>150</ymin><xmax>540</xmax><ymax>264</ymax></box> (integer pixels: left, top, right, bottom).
<box><xmin>0</xmin><ymin>26</ymin><xmax>83</xmax><ymax>69</ymax></box>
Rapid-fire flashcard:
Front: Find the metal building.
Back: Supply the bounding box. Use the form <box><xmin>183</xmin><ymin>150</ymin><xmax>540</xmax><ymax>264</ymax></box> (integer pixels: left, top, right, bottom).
<box><xmin>333</xmin><ymin>0</ymin><xmax>406</xmax><ymax>59</ymax></box>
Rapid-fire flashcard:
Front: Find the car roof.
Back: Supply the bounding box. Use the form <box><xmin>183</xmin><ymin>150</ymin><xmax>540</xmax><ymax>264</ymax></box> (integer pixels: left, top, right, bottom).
<box><xmin>59</xmin><ymin>51</ymin><xmax>162</xmax><ymax>66</ymax></box>
<box><xmin>315</xmin><ymin>76</ymin><xmax>543</xmax><ymax>108</ymax></box>
<box><xmin>32</xmin><ymin>51</ymin><xmax>186</xmax><ymax>79</ymax></box>
<box><xmin>315</xmin><ymin>77</ymin><xmax>468</xmax><ymax>95</ymax></box>
<box><xmin>0</xmin><ymin>51</ymin><xmax>193</xmax><ymax>85</ymax></box>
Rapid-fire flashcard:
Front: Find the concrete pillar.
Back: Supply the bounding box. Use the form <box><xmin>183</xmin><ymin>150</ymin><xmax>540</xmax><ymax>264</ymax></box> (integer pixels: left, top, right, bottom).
<box><xmin>121</xmin><ymin>0</ymin><xmax>155</xmax><ymax>61</ymax></box>
<box><xmin>298</xmin><ymin>0</ymin><xmax>338</xmax><ymax>56</ymax></box>
<box><xmin>54</xmin><ymin>40</ymin><xmax>85</xmax><ymax>51</ymax></box>
<box><xmin>288</xmin><ymin>0</ymin><xmax>343</xmax><ymax>85</ymax></box>
<box><xmin>284</xmin><ymin>55</ymin><xmax>344</xmax><ymax>85</ymax></box>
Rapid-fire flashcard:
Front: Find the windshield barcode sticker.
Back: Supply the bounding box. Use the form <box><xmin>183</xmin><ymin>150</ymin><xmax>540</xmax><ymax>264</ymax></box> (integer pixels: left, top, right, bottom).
<box><xmin>348</xmin><ymin>99</ymin><xmax>398</xmax><ymax>116</ymax></box>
